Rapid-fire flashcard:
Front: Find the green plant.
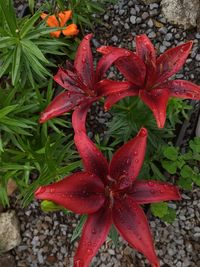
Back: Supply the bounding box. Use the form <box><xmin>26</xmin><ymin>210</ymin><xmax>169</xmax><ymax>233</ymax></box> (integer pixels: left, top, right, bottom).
<box><xmin>0</xmin><ymin>0</ymin><xmax>70</xmax><ymax>86</ymax></box>
<box><xmin>161</xmin><ymin>138</ymin><xmax>200</xmax><ymax>190</ymax></box>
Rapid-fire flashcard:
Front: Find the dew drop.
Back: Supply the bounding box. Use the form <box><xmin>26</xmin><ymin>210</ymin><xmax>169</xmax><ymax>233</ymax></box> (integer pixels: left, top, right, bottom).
<box><xmin>87</xmin><ymin>248</ymin><xmax>93</xmax><ymax>255</ymax></box>
<box><xmin>139</xmin><ymin>128</ymin><xmax>147</xmax><ymax>137</ymax></box>
<box><xmin>126</xmin><ymin>159</ymin><xmax>130</xmax><ymax>164</ymax></box>
<box><xmin>82</xmin><ymin>46</ymin><xmax>87</xmax><ymax>51</ymax></box>
<box><xmin>150</xmin><ymin>189</ymin><xmax>155</xmax><ymax>194</ymax></box>
<box><xmin>92</xmin><ymin>228</ymin><xmax>97</xmax><ymax>234</ymax></box>
<box><xmin>50</xmin><ymin>188</ymin><xmax>55</xmax><ymax>193</ymax></box>
<box><xmin>35</xmin><ymin>187</ymin><xmax>46</xmax><ymax>195</ymax></box>
<box><xmin>133</xmin><ymin>151</ymin><xmax>138</xmax><ymax>156</ymax></box>
<box><xmin>84</xmin><ymin>36</ymin><xmax>89</xmax><ymax>40</ymax></box>
<box><xmin>124</xmin><ymin>50</ymin><xmax>131</xmax><ymax>56</ymax></box>
<box><xmin>135</xmin><ymin>159</ymin><xmax>139</xmax><ymax>163</ymax></box>
<box><xmin>75</xmin><ymin>259</ymin><xmax>84</xmax><ymax>267</ymax></box>
<box><xmin>148</xmin><ymin>181</ymin><xmax>154</xmax><ymax>187</ymax></box>
<box><xmin>82</xmin><ymin>58</ymin><xmax>86</xmax><ymax>63</ymax></box>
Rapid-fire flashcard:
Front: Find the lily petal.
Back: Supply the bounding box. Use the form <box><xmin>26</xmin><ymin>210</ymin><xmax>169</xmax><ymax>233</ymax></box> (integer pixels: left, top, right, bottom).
<box><xmin>39</xmin><ymin>91</ymin><xmax>85</xmax><ymax>123</ymax></box>
<box><xmin>129</xmin><ymin>180</ymin><xmax>181</xmax><ymax>204</ymax></box>
<box><xmin>41</xmin><ymin>13</ymin><xmax>61</xmax><ymax>38</ymax></box>
<box><xmin>139</xmin><ymin>88</ymin><xmax>170</xmax><ymax>128</ymax></box>
<box><xmin>109</xmin><ymin>128</ymin><xmax>147</xmax><ymax>183</ymax></box>
<box><xmin>164</xmin><ymin>80</ymin><xmax>200</xmax><ymax>99</ymax></box>
<box><xmin>35</xmin><ymin>172</ymin><xmax>105</xmax><ymax>214</ymax></box>
<box><xmin>113</xmin><ymin>198</ymin><xmax>159</xmax><ymax>267</ymax></box>
<box><xmin>104</xmin><ymin>88</ymin><xmax>139</xmax><ymax>111</ymax></box>
<box><xmin>58</xmin><ymin>10</ymin><xmax>72</xmax><ymax>27</ymax></box>
<box><xmin>96</xmin><ymin>47</ymin><xmax>131</xmax><ymax>82</ymax></box>
<box><xmin>62</xmin><ymin>24</ymin><xmax>79</xmax><ymax>36</ymax></box>
<box><xmin>97</xmin><ymin>46</ymin><xmax>146</xmax><ymax>85</ymax></box>
<box><xmin>72</xmin><ymin>98</ymin><xmax>99</xmax><ymax>133</ymax></box>
<box><xmin>74</xmin><ymin>34</ymin><xmax>95</xmax><ymax>90</ymax></box>
<box><xmin>95</xmin><ymin>79</ymin><xmax>131</xmax><ymax>96</ymax></box>
<box><xmin>54</xmin><ymin>67</ymin><xmax>84</xmax><ymax>93</ymax></box>
<box><xmin>136</xmin><ymin>34</ymin><xmax>156</xmax><ymax>88</ymax></box>
<box><xmin>156</xmin><ymin>41</ymin><xmax>193</xmax><ymax>85</ymax></box>
<box><xmin>74</xmin><ymin>132</ymin><xmax>109</xmax><ymax>183</ymax></box>
<box><xmin>74</xmin><ymin>207</ymin><xmax>112</xmax><ymax>267</ymax></box>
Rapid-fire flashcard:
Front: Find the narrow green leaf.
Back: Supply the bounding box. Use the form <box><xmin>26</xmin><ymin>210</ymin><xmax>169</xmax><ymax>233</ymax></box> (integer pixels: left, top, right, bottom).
<box><xmin>0</xmin><ymin>36</ymin><xmax>17</xmax><ymax>49</ymax></box>
<box><xmin>12</xmin><ymin>44</ymin><xmax>22</xmax><ymax>85</ymax></box>
<box><xmin>71</xmin><ymin>215</ymin><xmax>87</xmax><ymax>242</ymax></box>
<box><xmin>0</xmin><ymin>0</ymin><xmax>17</xmax><ymax>35</ymax></box>
<box><xmin>0</xmin><ymin>105</ymin><xmax>18</xmax><ymax>119</ymax></box>
<box><xmin>0</xmin><ymin>50</ymin><xmax>13</xmax><ymax>78</ymax></box>
<box><xmin>20</xmin><ymin>12</ymin><xmax>40</xmax><ymax>38</ymax></box>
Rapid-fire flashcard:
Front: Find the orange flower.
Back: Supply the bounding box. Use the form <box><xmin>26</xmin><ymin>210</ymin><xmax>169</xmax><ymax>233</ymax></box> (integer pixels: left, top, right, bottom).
<box><xmin>41</xmin><ymin>10</ymin><xmax>79</xmax><ymax>38</ymax></box>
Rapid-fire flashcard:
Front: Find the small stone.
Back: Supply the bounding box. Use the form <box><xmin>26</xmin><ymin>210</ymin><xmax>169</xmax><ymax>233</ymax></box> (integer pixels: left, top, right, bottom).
<box><xmin>147</xmin><ymin>18</ymin><xmax>154</xmax><ymax>27</ymax></box>
<box><xmin>108</xmin><ymin>249</ymin><xmax>115</xmax><ymax>255</ymax></box>
<box><xmin>0</xmin><ymin>253</ymin><xmax>15</xmax><ymax>267</ymax></box>
<box><xmin>111</xmin><ymin>35</ymin><xmax>118</xmax><ymax>42</ymax></box>
<box><xmin>124</xmin><ymin>23</ymin><xmax>130</xmax><ymax>30</ymax></box>
<box><xmin>148</xmin><ymin>31</ymin><xmax>156</xmax><ymax>38</ymax></box>
<box><xmin>195</xmin><ymin>54</ymin><xmax>200</xmax><ymax>61</ymax></box>
<box><xmin>165</xmin><ymin>33</ymin><xmax>173</xmax><ymax>41</ymax></box>
<box><xmin>142</xmin><ymin>12</ymin><xmax>149</xmax><ymax>20</ymax></box>
<box><xmin>130</xmin><ymin>15</ymin><xmax>137</xmax><ymax>24</ymax></box>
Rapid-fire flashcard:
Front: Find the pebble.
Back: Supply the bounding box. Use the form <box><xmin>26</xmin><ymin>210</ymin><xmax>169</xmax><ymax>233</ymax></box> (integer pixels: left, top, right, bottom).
<box><xmin>130</xmin><ymin>15</ymin><xmax>137</xmax><ymax>24</ymax></box>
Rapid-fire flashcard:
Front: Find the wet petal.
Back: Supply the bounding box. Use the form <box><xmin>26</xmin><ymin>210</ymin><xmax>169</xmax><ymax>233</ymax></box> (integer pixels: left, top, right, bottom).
<box><xmin>104</xmin><ymin>88</ymin><xmax>139</xmax><ymax>111</ymax></box>
<box><xmin>163</xmin><ymin>80</ymin><xmax>200</xmax><ymax>99</ymax></box>
<box><xmin>113</xmin><ymin>198</ymin><xmax>160</xmax><ymax>267</ymax></box>
<box><xmin>74</xmin><ymin>132</ymin><xmax>109</xmax><ymax>184</ymax></box>
<box><xmin>39</xmin><ymin>91</ymin><xmax>85</xmax><ymax>123</ymax></box>
<box><xmin>156</xmin><ymin>41</ymin><xmax>193</xmax><ymax>85</ymax></box>
<box><xmin>139</xmin><ymin>88</ymin><xmax>170</xmax><ymax>128</ymax></box>
<box><xmin>54</xmin><ymin>67</ymin><xmax>84</xmax><ymax>93</ymax></box>
<box><xmin>95</xmin><ymin>79</ymin><xmax>131</xmax><ymax>96</ymax></box>
<box><xmin>74</xmin><ymin>34</ymin><xmax>95</xmax><ymax>90</ymax></box>
<box><xmin>74</xmin><ymin>207</ymin><xmax>112</xmax><ymax>267</ymax></box>
<box><xmin>136</xmin><ymin>34</ymin><xmax>157</xmax><ymax>88</ymax></box>
<box><xmin>129</xmin><ymin>180</ymin><xmax>181</xmax><ymax>204</ymax></box>
<box><xmin>35</xmin><ymin>172</ymin><xmax>105</xmax><ymax>214</ymax></box>
<box><xmin>72</xmin><ymin>98</ymin><xmax>99</xmax><ymax>133</ymax></box>
<box><xmin>97</xmin><ymin>46</ymin><xmax>146</xmax><ymax>85</ymax></box>
<box><xmin>109</xmin><ymin>128</ymin><xmax>147</xmax><ymax>183</ymax></box>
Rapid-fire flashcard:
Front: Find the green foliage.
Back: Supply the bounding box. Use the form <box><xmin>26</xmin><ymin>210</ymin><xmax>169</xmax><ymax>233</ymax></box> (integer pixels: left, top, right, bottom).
<box><xmin>71</xmin><ymin>215</ymin><xmax>87</xmax><ymax>242</ymax></box>
<box><xmin>41</xmin><ymin>200</ymin><xmax>70</xmax><ymax>212</ymax></box>
<box><xmin>0</xmin><ymin>0</ymin><xmax>72</xmax><ymax>86</ymax></box>
<box><xmin>161</xmin><ymin>138</ymin><xmax>200</xmax><ymax>190</ymax></box>
<box><xmin>150</xmin><ymin>202</ymin><xmax>176</xmax><ymax>223</ymax></box>
<box><xmin>43</xmin><ymin>0</ymin><xmax>116</xmax><ymax>32</ymax></box>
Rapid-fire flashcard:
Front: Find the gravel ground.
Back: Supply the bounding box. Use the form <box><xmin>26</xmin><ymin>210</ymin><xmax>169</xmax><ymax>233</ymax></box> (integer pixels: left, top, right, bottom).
<box><xmin>8</xmin><ymin>0</ymin><xmax>200</xmax><ymax>266</ymax></box>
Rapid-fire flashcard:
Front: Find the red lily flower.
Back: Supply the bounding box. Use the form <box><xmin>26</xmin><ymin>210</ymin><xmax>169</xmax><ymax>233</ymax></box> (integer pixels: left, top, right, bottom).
<box><xmin>39</xmin><ymin>33</ymin><xmax>130</xmax><ymax>123</ymax></box>
<box><xmin>35</xmin><ymin>126</ymin><xmax>181</xmax><ymax>267</ymax></box>
<box><xmin>97</xmin><ymin>34</ymin><xmax>200</xmax><ymax>128</ymax></box>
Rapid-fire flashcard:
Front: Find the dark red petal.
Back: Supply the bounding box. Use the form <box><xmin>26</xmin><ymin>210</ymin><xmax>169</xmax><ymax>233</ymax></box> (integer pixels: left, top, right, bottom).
<box><xmin>35</xmin><ymin>172</ymin><xmax>105</xmax><ymax>214</ymax></box>
<box><xmin>72</xmin><ymin>98</ymin><xmax>98</xmax><ymax>134</ymax></box>
<box><xmin>39</xmin><ymin>91</ymin><xmax>85</xmax><ymax>123</ymax></box>
<box><xmin>113</xmin><ymin>198</ymin><xmax>159</xmax><ymax>267</ymax></box>
<box><xmin>109</xmin><ymin>128</ymin><xmax>147</xmax><ymax>183</ymax></box>
<box><xmin>129</xmin><ymin>180</ymin><xmax>181</xmax><ymax>204</ymax></box>
<box><xmin>54</xmin><ymin>67</ymin><xmax>85</xmax><ymax>93</ymax></box>
<box><xmin>96</xmin><ymin>47</ymin><xmax>131</xmax><ymax>82</ymax></box>
<box><xmin>104</xmin><ymin>88</ymin><xmax>139</xmax><ymax>111</ymax></box>
<box><xmin>97</xmin><ymin>46</ymin><xmax>146</xmax><ymax>85</ymax></box>
<box><xmin>163</xmin><ymin>80</ymin><xmax>200</xmax><ymax>99</ymax></box>
<box><xmin>139</xmin><ymin>88</ymin><xmax>170</xmax><ymax>128</ymax></box>
<box><xmin>136</xmin><ymin>34</ymin><xmax>157</xmax><ymax>88</ymax></box>
<box><xmin>95</xmin><ymin>79</ymin><xmax>131</xmax><ymax>96</ymax></box>
<box><xmin>74</xmin><ymin>132</ymin><xmax>109</xmax><ymax>183</ymax></box>
<box><xmin>74</xmin><ymin>34</ymin><xmax>95</xmax><ymax>90</ymax></box>
<box><xmin>74</xmin><ymin>207</ymin><xmax>112</xmax><ymax>267</ymax></box>
<box><xmin>156</xmin><ymin>41</ymin><xmax>193</xmax><ymax>85</ymax></box>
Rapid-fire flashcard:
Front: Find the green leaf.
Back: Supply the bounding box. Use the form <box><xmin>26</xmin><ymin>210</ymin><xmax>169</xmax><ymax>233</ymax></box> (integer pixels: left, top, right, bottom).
<box><xmin>12</xmin><ymin>44</ymin><xmax>22</xmax><ymax>85</ymax></box>
<box><xmin>162</xmin><ymin>208</ymin><xmax>176</xmax><ymax>224</ymax></box>
<box><xmin>163</xmin><ymin>146</ymin><xmax>178</xmax><ymax>161</ymax></box>
<box><xmin>161</xmin><ymin>160</ymin><xmax>177</xmax><ymax>174</ymax></box>
<box><xmin>109</xmin><ymin>225</ymin><xmax>119</xmax><ymax>247</ymax></box>
<box><xmin>41</xmin><ymin>200</ymin><xmax>69</xmax><ymax>212</ymax></box>
<box><xmin>191</xmin><ymin>173</ymin><xmax>200</xmax><ymax>186</ymax></box>
<box><xmin>178</xmin><ymin>176</ymin><xmax>192</xmax><ymax>190</ymax></box>
<box><xmin>0</xmin><ymin>0</ymin><xmax>17</xmax><ymax>35</ymax></box>
<box><xmin>0</xmin><ymin>50</ymin><xmax>13</xmax><ymax>78</ymax></box>
<box><xmin>0</xmin><ymin>37</ymin><xmax>17</xmax><ymax>49</ymax></box>
<box><xmin>21</xmin><ymin>39</ymin><xmax>49</xmax><ymax>63</ymax></box>
<box><xmin>150</xmin><ymin>202</ymin><xmax>168</xmax><ymax>218</ymax></box>
<box><xmin>0</xmin><ymin>105</ymin><xmax>18</xmax><ymax>119</ymax></box>
<box><xmin>149</xmin><ymin>162</ymin><xmax>166</xmax><ymax>180</ymax></box>
<box><xmin>189</xmin><ymin>137</ymin><xmax>200</xmax><ymax>153</ymax></box>
<box><xmin>28</xmin><ymin>0</ymin><xmax>35</xmax><ymax>14</ymax></box>
<box><xmin>20</xmin><ymin>12</ymin><xmax>40</xmax><ymax>38</ymax></box>
<box><xmin>180</xmin><ymin>165</ymin><xmax>193</xmax><ymax>178</ymax></box>
<box><xmin>71</xmin><ymin>215</ymin><xmax>87</xmax><ymax>242</ymax></box>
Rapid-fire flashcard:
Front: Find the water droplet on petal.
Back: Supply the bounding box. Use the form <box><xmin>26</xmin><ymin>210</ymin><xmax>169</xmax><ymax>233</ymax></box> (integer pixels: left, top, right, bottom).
<box><xmin>126</xmin><ymin>159</ymin><xmax>130</xmax><ymax>164</ymax></box>
<box><xmin>150</xmin><ymin>189</ymin><xmax>155</xmax><ymax>194</ymax></box>
<box><xmin>124</xmin><ymin>50</ymin><xmax>131</xmax><ymax>56</ymax></box>
<box><xmin>92</xmin><ymin>228</ymin><xmax>96</xmax><ymax>234</ymax></box>
<box><xmin>139</xmin><ymin>128</ymin><xmax>147</xmax><ymax>137</ymax></box>
<box><xmin>82</xmin><ymin>46</ymin><xmax>87</xmax><ymax>51</ymax></box>
<box><xmin>87</xmin><ymin>248</ymin><xmax>93</xmax><ymax>255</ymax></box>
<box><xmin>133</xmin><ymin>151</ymin><xmax>138</xmax><ymax>156</ymax></box>
<box><xmin>148</xmin><ymin>181</ymin><xmax>154</xmax><ymax>187</ymax></box>
<box><xmin>75</xmin><ymin>259</ymin><xmax>84</xmax><ymax>267</ymax></box>
<box><xmin>35</xmin><ymin>186</ymin><xmax>46</xmax><ymax>195</ymax></box>
<box><xmin>135</xmin><ymin>159</ymin><xmax>139</xmax><ymax>163</ymax></box>
<box><xmin>50</xmin><ymin>188</ymin><xmax>55</xmax><ymax>193</ymax></box>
